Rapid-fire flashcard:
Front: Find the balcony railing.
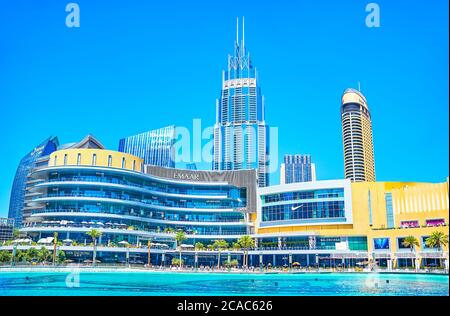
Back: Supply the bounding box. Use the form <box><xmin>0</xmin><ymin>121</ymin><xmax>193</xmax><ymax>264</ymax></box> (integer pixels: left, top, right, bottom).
<box><xmin>43</xmin><ymin>176</ymin><xmax>234</xmax><ymax>198</ymax></box>
<box><xmin>30</xmin><ymin>209</ymin><xmax>246</xmax><ymax>223</ymax></box>
<box><xmin>33</xmin><ymin>193</ymin><xmax>242</xmax><ymax>210</ymax></box>
<box><xmin>22</xmin><ymin>223</ymin><xmax>247</xmax><ymax>236</ymax></box>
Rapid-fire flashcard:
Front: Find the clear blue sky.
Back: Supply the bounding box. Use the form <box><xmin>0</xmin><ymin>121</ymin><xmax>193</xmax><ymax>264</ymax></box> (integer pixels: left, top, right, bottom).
<box><xmin>0</xmin><ymin>0</ymin><xmax>448</xmax><ymax>218</ymax></box>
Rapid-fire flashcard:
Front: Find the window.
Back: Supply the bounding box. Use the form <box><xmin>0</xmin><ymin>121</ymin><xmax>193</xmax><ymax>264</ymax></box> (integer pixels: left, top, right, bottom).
<box><xmin>385</xmin><ymin>193</ymin><xmax>394</xmax><ymax>228</ymax></box>
<box><xmin>63</xmin><ymin>154</ymin><xmax>67</xmax><ymax>166</ymax></box>
<box><xmin>400</xmin><ymin>220</ymin><xmax>419</xmax><ymax>228</ymax></box>
<box><xmin>397</xmin><ymin>237</ymin><xmax>410</xmax><ymax>249</ymax></box>
<box><xmin>54</xmin><ymin>155</ymin><xmax>58</xmax><ymax>166</ymax></box>
<box><xmin>421</xmin><ymin>236</ymin><xmax>431</xmax><ymax>249</ymax></box>
<box><xmin>122</xmin><ymin>157</ymin><xmax>126</xmax><ymax>169</ymax></box>
<box><xmin>132</xmin><ymin>160</ymin><xmax>136</xmax><ymax>171</ymax></box>
<box><xmin>77</xmin><ymin>153</ymin><xmax>81</xmax><ymax>165</ymax></box>
<box><xmin>92</xmin><ymin>154</ymin><xmax>97</xmax><ymax>166</ymax></box>
<box><xmin>108</xmin><ymin>155</ymin><xmax>112</xmax><ymax>167</ymax></box>
<box><xmin>373</xmin><ymin>238</ymin><xmax>390</xmax><ymax>250</ymax></box>
<box><xmin>425</xmin><ymin>219</ymin><xmax>445</xmax><ymax>227</ymax></box>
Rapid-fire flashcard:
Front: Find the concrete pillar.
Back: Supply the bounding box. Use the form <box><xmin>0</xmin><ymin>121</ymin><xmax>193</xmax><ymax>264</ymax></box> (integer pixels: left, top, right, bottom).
<box><xmin>306</xmin><ymin>254</ymin><xmax>310</xmax><ymax>266</ymax></box>
<box><xmin>259</xmin><ymin>254</ymin><xmax>263</xmax><ymax>266</ymax></box>
<box><xmin>161</xmin><ymin>253</ymin><xmax>165</xmax><ymax>266</ymax></box>
<box><xmin>273</xmin><ymin>254</ymin><xmax>276</xmax><ymax>266</ymax></box>
<box><xmin>387</xmin><ymin>259</ymin><xmax>392</xmax><ymax>271</ymax></box>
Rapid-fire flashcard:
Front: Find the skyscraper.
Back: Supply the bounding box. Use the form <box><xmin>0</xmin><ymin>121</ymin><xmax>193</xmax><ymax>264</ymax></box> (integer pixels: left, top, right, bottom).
<box><xmin>118</xmin><ymin>126</ymin><xmax>176</xmax><ymax>168</ymax></box>
<box><xmin>213</xmin><ymin>17</ymin><xmax>270</xmax><ymax>187</ymax></box>
<box><xmin>8</xmin><ymin>136</ymin><xmax>59</xmax><ymax>228</ymax></box>
<box><xmin>280</xmin><ymin>154</ymin><xmax>316</xmax><ymax>184</ymax></box>
<box><xmin>341</xmin><ymin>88</ymin><xmax>376</xmax><ymax>182</ymax></box>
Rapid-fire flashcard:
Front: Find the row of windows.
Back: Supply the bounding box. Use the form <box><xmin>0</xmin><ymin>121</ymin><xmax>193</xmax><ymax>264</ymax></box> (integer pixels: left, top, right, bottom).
<box><xmin>263</xmin><ymin>189</ymin><xmax>344</xmax><ymax>204</ymax></box>
<box><xmin>262</xmin><ymin>201</ymin><xmax>345</xmax><ymax>222</ymax></box>
<box><xmin>373</xmin><ymin>236</ymin><xmax>442</xmax><ymax>250</ymax></box>
<box><xmin>53</xmin><ymin>153</ymin><xmax>143</xmax><ymax>171</ymax></box>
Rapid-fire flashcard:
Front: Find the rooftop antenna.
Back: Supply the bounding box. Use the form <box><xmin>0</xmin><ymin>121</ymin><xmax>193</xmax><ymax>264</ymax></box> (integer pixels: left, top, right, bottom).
<box><xmin>236</xmin><ymin>17</ymin><xmax>239</xmax><ymax>47</ymax></box>
<box><xmin>358</xmin><ymin>81</ymin><xmax>361</xmax><ymax>92</ymax></box>
<box><xmin>242</xmin><ymin>16</ymin><xmax>245</xmax><ymax>54</ymax></box>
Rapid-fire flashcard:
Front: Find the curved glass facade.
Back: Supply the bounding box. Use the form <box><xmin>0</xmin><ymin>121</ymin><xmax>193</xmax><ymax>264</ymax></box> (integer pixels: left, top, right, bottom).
<box><xmin>8</xmin><ymin>136</ymin><xmax>59</xmax><ymax>228</ymax></box>
<box><xmin>23</xmin><ymin>164</ymin><xmax>252</xmax><ymax>248</ymax></box>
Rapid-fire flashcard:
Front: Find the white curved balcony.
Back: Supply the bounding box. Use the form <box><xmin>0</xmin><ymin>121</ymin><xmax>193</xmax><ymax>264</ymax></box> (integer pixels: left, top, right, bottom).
<box><xmin>19</xmin><ymin>226</ymin><xmax>247</xmax><ymax>240</ymax></box>
<box><xmin>30</xmin><ymin>180</ymin><xmax>234</xmax><ymax>201</ymax></box>
<box><xmin>30</xmin><ymin>196</ymin><xmax>237</xmax><ymax>213</ymax></box>
<box><xmin>30</xmin><ymin>211</ymin><xmax>251</xmax><ymax>227</ymax></box>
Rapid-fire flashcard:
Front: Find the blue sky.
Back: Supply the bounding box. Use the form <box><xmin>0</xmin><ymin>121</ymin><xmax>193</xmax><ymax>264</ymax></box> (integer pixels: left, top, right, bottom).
<box><xmin>0</xmin><ymin>0</ymin><xmax>448</xmax><ymax>218</ymax></box>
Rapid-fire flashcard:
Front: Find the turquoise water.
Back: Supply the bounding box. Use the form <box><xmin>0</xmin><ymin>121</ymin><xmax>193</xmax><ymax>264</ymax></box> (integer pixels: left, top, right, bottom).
<box><xmin>0</xmin><ymin>271</ymin><xmax>448</xmax><ymax>296</ymax></box>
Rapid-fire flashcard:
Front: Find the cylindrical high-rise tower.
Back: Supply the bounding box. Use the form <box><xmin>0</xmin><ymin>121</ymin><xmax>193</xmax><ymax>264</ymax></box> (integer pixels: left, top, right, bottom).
<box><xmin>341</xmin><ymin>88</ymin><xmax>375</xmax><ymax>182</ymax></box>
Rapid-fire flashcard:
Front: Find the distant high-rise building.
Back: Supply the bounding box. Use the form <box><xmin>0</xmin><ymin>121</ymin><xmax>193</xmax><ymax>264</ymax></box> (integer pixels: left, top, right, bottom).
<box><xmin>118</xmin><ymin>126</ymin><xmax>176</xmax><ymax>168</ymax></box>
<box><xmin>0</xmin><ymin>218</ymin><xmax>15</xmax><ymax>242</ymax></box>
<box><xmin>8</xmin><ymin>136</ymin><xmax>59</xmax><ymax>228</ymax></box>
<box><xmin>280</xmin><ymin>154</ymin><xmax>316</xmax><ymax>184</ymax></box>
<box><xmin>213</xmin><ymin>17</ymin><xmax>270</xmax><ymax>187</ymax></box>
<box><xmin>341</xmin><ymin>88</ymin><xmax>376</xmax><ymax>182</ymax></box>
<box><xmin>186</xmin><ymin>163</ymin><xmax>197</xmax><ymax>170</ymax></box>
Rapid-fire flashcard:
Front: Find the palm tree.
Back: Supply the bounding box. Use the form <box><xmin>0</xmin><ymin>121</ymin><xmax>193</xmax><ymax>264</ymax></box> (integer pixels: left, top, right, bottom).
<box><xmin>402</xmin><ymin>236</ymin><xmax>420</xmax><ymax>268</ymax></box>
<box><xmin>26</xmin><ymin>247</ymin><xmax>39</xmax><ymax>263</ymax></box>
<box><xmin>212</xmin><ymin>239</ymin><xmax>229</xmax><ymax>268</ymax></box>
<box><xmin>232</xmin><ymin>242</ymin><xmax>241</xmax><ymax>251</ymax></box>
<box><xmin>237</xmin><ymin>235</ymin><xmax>255</xmax><ymax>268</ymax></box>
<box><xmin>0</xmin><ymin>250</ymin><xmax>12</xmax><ymax>263</ymax></box>
<box><xmin>194</xmin><ymin>242</ymin><xmax>205</xmax><ymax>251</ymax></box>
<box><xmin>175</xmin><ymin>230</ymin><xmax>187</xmax><ymax>268</ymax></box>
<box><xmin>426</xmin><ymin>231</ymin><xmax>449</xmax><ymax>268</ymax></box>
<box><xmin>52</xmin><ymin>232</ymin><xmax>58</xmax><ymax>266</ymax></box>
<box><xmin>86</xmin><ymin>229</ymin><xmax>103</xmax><ymax>267</ymax></box>
<box><xmin>12</xmin><ymin>229</ymin><xmax>20</xmax><ymax>239</ymax></box>
<box><xmin>38</xmin><ymin>247</ymin><xmax>51</xmax><ymax>263</ymax></box>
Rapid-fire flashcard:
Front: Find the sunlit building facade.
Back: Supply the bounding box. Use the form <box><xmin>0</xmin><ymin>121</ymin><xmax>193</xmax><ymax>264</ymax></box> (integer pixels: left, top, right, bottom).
<box><xmin>341</xmin><ymin>88</ymin><xmax>376</xmax><ymax>182</ymax></box>
<box><xmin>8</xmin><ymin>136</ymin><xmax>59</xmax><ymax>228</ymax></box>
<box><xmin>5</xmin><ymin>140</ymin><xmax>447</xmax><ymax>269</ymax></box>
<box><xmin>213</xmin><ymin>18</ymin><xmax>270</xmax><ymax>188</ymax></box>
<box><xmin>119</xmin><ymin>126</ymin><xmax>177</xmax><ymax>168</ymax></box>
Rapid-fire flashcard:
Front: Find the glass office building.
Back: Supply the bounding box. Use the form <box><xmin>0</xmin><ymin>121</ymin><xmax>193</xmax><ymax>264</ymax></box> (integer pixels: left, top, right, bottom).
<box><xmin>0</xmin><ymin>218</ymin><xmax>15</xmax><ymax>242</ymax></box>
<box><xmin>280</xmin><ymin>154</ymin><xmax>316</xmax><ymax>184</ymax></box>
<box><xmin>8</xmin><ymin>136</ymin><xmax>59</xmax><ymax>228</ymax></box>
<box><xmin>213</xmin><ymin>17</ymin><xmax>270</xmax><ymax>187</ymax></box>
<box><xmin>118</xmin><ymin>126</ymin><xmax>176</xmax><ymax>168</ymax></box>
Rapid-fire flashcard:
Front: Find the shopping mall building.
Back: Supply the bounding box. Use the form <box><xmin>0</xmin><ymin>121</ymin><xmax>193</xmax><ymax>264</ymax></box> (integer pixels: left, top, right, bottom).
<box><xmin>4</xmin><ymin>144</ymin><xmax>449</xmax><ymax>269</ymax></box>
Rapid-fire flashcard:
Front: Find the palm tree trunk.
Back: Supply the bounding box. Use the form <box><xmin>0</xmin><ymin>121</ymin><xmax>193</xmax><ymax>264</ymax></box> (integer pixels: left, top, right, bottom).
<box><xmin>147</xmin><ymin>240</ymin><xmax>151</xmax><ymax>268</ymax></box>
<box><xmin>53</xmin><ymin>241</ymin><xmax>57</xmax><ymax>266</ymax></box>
<box><xmin>179</xmin><ymin>248</ymin><xmax>182</xmax><ymax>268</ymax></box>
<box><xmin>93</xmin><ymin>239</ymin><xmax>97</xmax><ymax>267</ymax></box>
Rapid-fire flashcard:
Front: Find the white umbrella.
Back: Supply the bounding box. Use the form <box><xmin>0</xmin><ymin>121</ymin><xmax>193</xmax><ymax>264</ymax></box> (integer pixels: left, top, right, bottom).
<box><xmin>118</xmin><ymin>241</ymin><xmax>129</xmax><ymax>245</ymax></box>
<box><xmin>96</xmin><ymin>222</ymin><xmax>104</xmax><ymax>226</ymax></box>
<box><xmin>63</xmin><ymin>239</ymin><xmax>73</xmax><ymax>243</ymax></box>
<box><xmin>181</xmin><ymin>244</ymin><xmax>194</xmax><ymax>248</ymax></box>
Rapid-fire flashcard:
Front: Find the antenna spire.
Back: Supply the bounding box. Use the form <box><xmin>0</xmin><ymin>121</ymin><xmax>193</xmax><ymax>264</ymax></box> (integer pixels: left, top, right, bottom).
<box><xmin>236</xmin><ymin>17</ymin><xmax>239</xmax><ymax>47</ymax></box>
<box><xmin>242</xmin><ymin>16</ymin><xmax>245</xmax><ymax>54</ymax></box>
<box><xmin>358</xmin><ymin>81</ymin><xmax>361</xmax><ymax>91</ymax></box>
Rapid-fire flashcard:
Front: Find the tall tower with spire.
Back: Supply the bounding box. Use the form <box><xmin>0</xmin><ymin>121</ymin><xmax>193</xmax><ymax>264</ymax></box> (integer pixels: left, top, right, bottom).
<box><xmin>213</xmin><ymin>17</ymin><xmax>270</xmax><ymax>187</ymax></box>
